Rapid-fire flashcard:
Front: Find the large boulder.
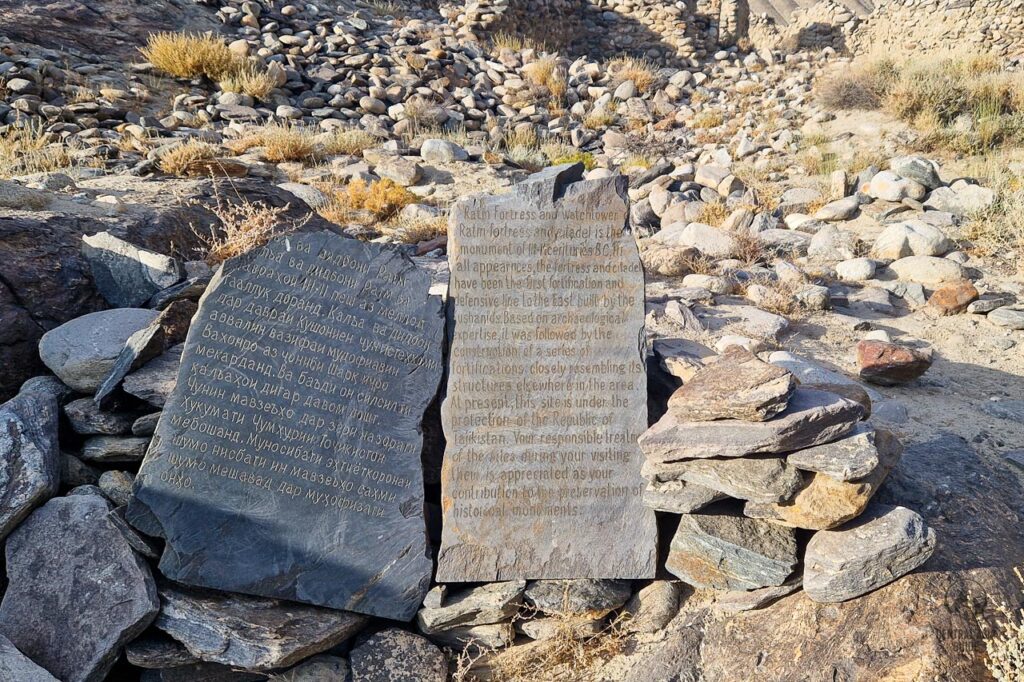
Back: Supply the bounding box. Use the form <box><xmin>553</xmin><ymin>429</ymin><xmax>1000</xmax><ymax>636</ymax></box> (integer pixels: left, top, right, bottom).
<box><xmin>0</xmin><ymin>494</ymin><xmax>158</xmax><ymax>682</ymax></box>
<box><xmin>0</xmin><ymin>177</ymin><xmax>338</xmax><ymax>400</ymax></box>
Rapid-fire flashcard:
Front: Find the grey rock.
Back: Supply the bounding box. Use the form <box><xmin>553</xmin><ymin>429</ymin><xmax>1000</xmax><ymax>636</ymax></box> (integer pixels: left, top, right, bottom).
<box><xmin>420</xmin><ymin>623</ymin><xmax>514</xmax><ymax>650</ymax></box>
<box><xmin>80</xmin><ymin>435</ymin><xmax>149</xmax><ymax>463</ymax></box>
<box><xmin>125</xmin><ymin>632</ymin><xmax>197</xmax><ymax>669</ymax></box>
<box><xmin>665</xmin><ymin>346</ymin><xmax>795</xmax><ymax>422</ymax></box>
<box><xmin>64</xmin><ymin>398</ymin><xmax>137</xmax><ymax>435</ymax></box>
<box><xmin>276</xmin><ymin>183</ymin><xmax>328</xmax><ymax>210</ymax></box>
<box><xmin>804</xmin><ymin>504</ymin><xmax>937</xmax><ymax>602</ymax></box>
<box><xmin>639</xmin><ymin>388</ymin><xmax>865</xmax><ymax>462</ymax></box>
<box><xmin>61</xmin><ymin>453</ymin><xmax>100</xmax><ymax>487</ymax></box>
<box><xmin>38</xmin><ymin>308</ymin><xmax>159</xmax><ymax>392</ymax></box>
<box><xmin>98</xmin><ymin>470</ymin><xmax>135</xmax><ymax>506</ymax></box>
<box><xmin>0</xmin><ymin>384</ymin><xmax>62</xmax><ymax>540</ymax></box>
<box><xmin>132</xmin><ymin>412</ymin><xmax>161</xmax><ymax>436</ymax></box>
<box><xmin>887</xmin><ymin>256</ymin><xmax>966</xmax><ymax>285</ymax></box>
<box><xmin>82</xmin><ymin>231</ymin><xmax>184</xmax><ymax>307</ymax></box>
<box><xmin>871</xmin><ymin>220</ymin><xmax>952</xmax><ymax>259</ymax></box>
<box><xmin>416</xmin><ymin>581</ymin><xmax>525</xmax><ymax>633</ymax></box>
<box><xmin>987</xmin><ymin>306</ymin><xmax>1024</xmax><ymax>329</ymax></box>
<box><xmin>623</xmin><ymin>582</ymin><xmax>681</xmax><ymax>633</ymax></box>
<box><xmin>350</xmin><ymin>629</ymin><xmax>446</xmax><ymax>682</ymax></box>
<box><xmin>967</xmin><ymin>295</ymin><xmax>1015</xmax><ymax>314</ymax></box>
<box><xmin>890</xmin><ymin>156</ymin><xmax>941</xmax><ymax>189</ymax></box>
<box><xmin>270</xmin><ymin>655</ymin><xmax>349</xmax><ymax>681</ymax></box>
<box><xmin>122</xmin><ymin>344</ymin><xmax>183</xmax><ymax>407</ymax></box>
<box><xmin>836</xmin><ymin>258</ymin><xmax>876</xmax><ymax>282</ymax></box>
<box><xmin>156</xmin><ymin>583</ymin><xmax>366</xmax><ymax>671</ymax></box>
<box><xmin>420</xmin><ymin>139</ymin><xmax>468</xmax><ymax>163</ymax></box>
<box><xmin>813</xmin><ymin>195</ymin><xmax>860</xmax><ymax>222</ymax></box>
<box><xmin>924</xmin><ymin>184</ymin><xmax>995</xmax><ymax>215</ymax></box>
<box><xmin>643</xmin><ymin>478</ymin><xmax>726</xmax><ymax>514</ymax></box>
<box><xmin>787</xmin><ymin>423</ymin><xmax>882</xmax><ymax>481</ymax></box>
<box><xmin>0</xmin><ymin>495</ymin><xmax>158</xmax><ymax>682</ymax></box>
<box><xmin>666</xmin><ymin>512</ymin><xmax>798</xmax><ymax>591</ymax></box>
<box><xmin>645</xmin><ymin>456</ymin><xmax>803</xmax><ymax>504</ymax></box>
<box><xmin>524</xmin><ymin>579</ymin><xmax>632</xmax><ymax>616</ymax></box>
<box><xmin>0</xmin><ymin>634</ymin><xmax>59</xmax><ymax>681</ymax></box>
<box><xmin>711</xmin><ymin>578</ymin><xmax>801</xmax><ymax>614</ymax></box>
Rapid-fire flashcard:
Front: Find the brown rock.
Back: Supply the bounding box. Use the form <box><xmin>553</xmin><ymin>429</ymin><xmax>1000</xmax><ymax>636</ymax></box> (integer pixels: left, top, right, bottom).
<box><xmin>856</xmin><ymin>340</ymin><xmax>932</xmax><ymax>386</ymax></box>
<box><xmin>667</xmin><ymin>346</ymin><xmax>796</xmax><ymax>422</ymax></box>
<box><xmin>766</xmin><ymin>429</ymin><xmax>903</xmax><ymax>530</ymax></box>
<box><xmin>926</xmin><ymin>280</ymin><xmax>979</xmax><ymax>316</ymax></box>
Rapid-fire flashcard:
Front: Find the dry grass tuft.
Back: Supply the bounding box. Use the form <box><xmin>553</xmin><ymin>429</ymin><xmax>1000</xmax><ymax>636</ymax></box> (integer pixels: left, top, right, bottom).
<box><xmin>198</xmin><ymin>194</ymin><xmax>304</xmax><ymax>264</ymax></box>
<box><xmin>491</xmin><ymin>32</ymin><xmax>548</xmax><ymax>52</ymax></box>
<box><xmin>219</xmin><ymin>61</ymin><xmax>278</xmax><ymax>100</ymax></box>
<box><xmin>391</xmin><ymin>215</ymin><xmax>448</xmax><ymax>244</ymax></box>
<box><xmin>323</xmin><ymin>128</ymin><xmax>377</xmax><ymax>156</ymax></box>
<box><xmin>320</xmin><ymin>178</ymin><xmax>416</xmax><ymax>224</ymax></box>
<box><xmin>0</xmin><ymin>124</ymin><xmax>74</xmax><ymax>177</ymax></box>
<box><xmin>542</xmin><ymin>143</ymin><xmax>596</xmax><ymax>170</ymax></box>
<box><xmin>691</xmin><ymin>109</ymin><xmax>725</xmax><ymax>129</ymax></box>
<box><xmin>694</xmin><ymin>201</ymin><xmax>731</xmax><ymax>227</ymax></box>
<box><xmin>158</xmin><ymin>139</ymin><xmax>220</xmax><ymax>175</ymax></box>
<box><xmin>816</xmin><ymin>58</ymin><xmax>899</xmax><ymax>110</ymax></box>
<box><xmin>741</xmin><ymin>276</ymin><xmax>806</xmax><ymax>316</ymax></box>
<box><xmin>228</xmin><ymin>123</ymin><xmax>319</xmax><ymax>163</ymax></box>
<box><xmin>584</xmin><ymin>108</ymin><xmax>618</xmax><ymax>130</ymax></box>
<box><xmin>141</xmin><ymin>32</ymin><xmax>235</xmax><ymax>80</ymax></box>
<box><xmin>619</xmin><ymin>154</ymin><xmax>653</xmax><ymax>173</ymax></box>
<box><xmin>483</xmin><ymin>613</ymin><xmax>630</xmax><ymax>682</ymax></box>
<box><xmin>608</xmin><ymin>56</ymin><xmax>659</xmax><ymax>94</ymax></box>
<box><xmin>963</xmin><ymin>172</ymin><xmax>1024</xmax><ymax>275</ymax></box>
<box><xmin>731</xmin><ymin>230</ymin><xmax>771</xmax><ymax>265</ymax></box>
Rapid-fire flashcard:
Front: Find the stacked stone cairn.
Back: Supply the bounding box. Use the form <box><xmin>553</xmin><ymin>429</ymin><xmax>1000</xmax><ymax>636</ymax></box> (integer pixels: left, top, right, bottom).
<box><xmin>638</xmin><ymin>345</ymin><xmax>937</xmax><ymax>605</ymax></box>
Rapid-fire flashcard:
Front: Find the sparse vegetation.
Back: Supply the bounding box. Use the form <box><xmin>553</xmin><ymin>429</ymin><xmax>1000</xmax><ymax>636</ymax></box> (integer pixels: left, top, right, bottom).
<box><xmin>816</xmin><ymin>55</ymin><xmax>1024</xmax><ymax>153</ymax></box>
<box><xmin>323</xmin><ymin>128</ymin><xmax>377</xmax><ymax>156</ymax></box>
<box><xmin>0</xmin><ymin>124</ymin><xmax>74</xmax><ymax>177</ymax></box>
<box><xmin>391</xmin><ymin>215</ymin><xmax>448</xmax><ymax>244</ymax></box>
<box><xmin>692</xmin><ymin>109</ymin><xmax>725</xmax><ymax>129</ymax></box>
<box><xmin>141</xmin><ymin>32</ymin><xmax>236</xmax><ymax>80</ymax></box>
<box><xmin>608</xmin><ymin>56</ymin><xmax>658</xmax><ymax>94</ymax></box>
<box><xmin>199</xmin><ymin>194</ymin><xmax>305</xmax><ymax>264</ymax></box>
<box><xmin>541</xmin><ymin>143</ymin><xmax>596</xmax><ymax>170</ymax></box>
<box><xmin>158</xmin><ymin>139</ymin><xmax>220</xmax><ymax>175</ymax></box>
<box><xmin>227</xmin><ymin>123</ymin><xmax>319</xmax><ymax>163</ymax></box>
<box><xmin>694</xmin><ymin>200</ymin><xmax>730</xmax><ymax>226</ymax></box>
<box><xmin>583</xmin><ymin>108</ymin><xmax>618</xmax><ymax>130</ymax></box>
<box><xmin>619</xmin><ymin>154</ymin><xmax>653</xmax><ymax>173</ymax></box>
<box><xmin>491</xmin><ymin>32</ymin><xmax>548</xmax><ymax>53</ymax></box>
<box><xmin>320</xmin><ymin>178</ymin><xmax>417</xmax><ymax>225</ymax></box>
<box><xmin>963</xmin><ymin>170</ymin><xmax>1024</xmax><ymax>274</ymax></box>
<box><xmin>219</xmin><ymin>61</ymin><xmax>278</xmax><ymax>100</ymax></box>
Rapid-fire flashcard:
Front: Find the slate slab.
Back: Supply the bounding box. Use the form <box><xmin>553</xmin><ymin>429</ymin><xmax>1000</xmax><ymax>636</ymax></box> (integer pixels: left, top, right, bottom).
<box><xmin>0</xmin><ymin>634</ymin><xmax>58</xmax><ymax>682</ymax></box>
<box><xmin>643</xmin><ymin>456</ymin><xmax>803</xmax><ymax>504</ymax></box>
<box><xmin>0</xmin><ymin>495</ymin><xmax>158</xmax><ymax>682</ymax></box>
<box><xmin>155</xmin><ymin>583</ymin><xmax>366</xmax><ymax>671</ymax></box>
<box><xmin>786</xmin><ymin>423</ymin><xmax>882</xmax><ymax>481</ymax></box>
<box><xmin>0</xmin><ymin>382</ymin><xmax>62</xmax><ymax>540</ymax></box>
<box><xmin>129</xmin><ymin>231</ymin><xmax>443</xmax><ymax>621</ymax></box>
<box><xmin>416</xmin><ymin>581</ymin><xmax>525</xmax><ymax>634</ymax></box>
<box><xmin>82</xmin><ymin>231</ymin><xmax>184</xmax><ymax>307</ymax></box>
<box><xmin>803</xmin><ymin>504</ymin><xmax>936</xmax><ymax>602</ymax></box>
<box><xmin>122</xmin><ymin>344</ymin><xmax>183</xmax><ymax>407</ymax></box>
<box><xmin>639</xmin><ymin>388</ymin><xmax>865</xmax><ymax>462</ymax></box>
<box><xmin>437</xmin><ymin>163</ymin><xmax>656</xmax><ymax>582</ymax></box>
<box><xmin>666</xmin><ymin>511</ymin><xmax>798</xmax><ymax>591</ymax></box>
<box><xmin>666</xmin><ymin>346</ymin><xmax>795</xmax><ymax>422</ymax></box>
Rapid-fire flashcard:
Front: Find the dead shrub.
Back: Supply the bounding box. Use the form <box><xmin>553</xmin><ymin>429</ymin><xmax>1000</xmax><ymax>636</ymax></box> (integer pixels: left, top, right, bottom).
<box><xmin>158</xmin><ymin>139</ymin><xmax>220</xmax><ymax>175</ymax></box>
<box><xmin>319</xmin><ymin>178</ymin><xmax>416</xmax><ymax>225</ymax></box>
<box><xmin>608</xmin><ymin>56</ymin><xmax>659</xmax><ymax>94</ymax></box>
<box><xmin>227</xmin><ymin>123</ymin><xmax>318</xmax><ymax>163</ymax></box>
<box><xmin>197</xmin><ymin>194</ymin><xmax>305</xmax><ymax>264</ymax></box>
<box><xmin>0</xmin><ymin>124</ymin><xmax>74</xmax><ymax>177</ymax></box>
<box><xmin>694</xmin><ymin>201</ymin><xmax>730</xmax><ymax>227</ymax></box>
<box><xmin>219</xmin><ymin>61</ymin><xmax>278</xmax><ymax>100</ymax></box>
<box><xmin>323</xmin><ymin>129</ymin><xmax>377</xmax><ymax>156</ymax></box>
<box><xmin>141</xmin><ymin>32</ymin><xmax>235</xmax><ymax>80</ymax></box>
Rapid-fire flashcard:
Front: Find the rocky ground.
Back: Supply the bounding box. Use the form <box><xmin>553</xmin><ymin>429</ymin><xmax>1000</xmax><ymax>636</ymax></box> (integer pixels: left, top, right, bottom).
<box><xmin>1</xmin><ymin>0</ymin><xmax>1024</xmax><ymax>679</ymax></box>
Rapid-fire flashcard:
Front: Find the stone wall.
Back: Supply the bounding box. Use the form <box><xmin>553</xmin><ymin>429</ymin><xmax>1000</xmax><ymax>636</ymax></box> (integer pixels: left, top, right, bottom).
<box><xmin>439</xmin><ymin>0</ymin><xmax>708</xmax><ymax>61</ymax></box>
<box><xmin>750</xmin><ymin>0</ymin><xmax>1024</xmax><ymax>57</ymax></box>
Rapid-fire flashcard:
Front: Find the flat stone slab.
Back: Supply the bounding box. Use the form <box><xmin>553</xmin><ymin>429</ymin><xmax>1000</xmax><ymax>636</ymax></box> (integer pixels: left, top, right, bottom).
<box><xmin>156</xmin><ymin>583</ymin><xmax>366</xmax><ymax>671</ymax></box>
<box><xmin>416</xmin><ymin>581</ymin><xmax>525</xmax><ymax>633</ymax></box>
<box><xmin>644</xmin><ymin>456</ymin><xmax>803</xmax><ymax>504</ymax></box>
<box><xmin>666</xmin><ymin>346</ymin><xmax>795</xmax><ymax>422</ymax></box>
<box><xmin>666</xmin><ymin>511</ymin><xmax>798</xmax><ymax>591</ymax></box>
<box><xmin>643</xmin><ymin>478</ymin><xmax>725</xmax><ymax>513</ymax></box>
<box><xmin>640</xmin><ymin>388</ymin><xmax>865</xmax><ymax>462</ymax></box>
<box><xmin>436</xmin><ymin>164</ymin><xmax>656</xmax><ymax>581</ymax></box>
<box><xmin>0</xmin><ymin>495</ymin><xmax>158</xmax><ymax>682</ymax></box>
<box><xmin>804</xmin><ymin>504</ymin><xmax>936</xmax><ymax>602</ymax></box>
<box><xmin>129</xmin><ymin>232</ymin><xmax>443</xmax><ymax>621</ymax></box>
<box><xmin>122</xmin><ymin>344</ymin><xmax>183</xmax><ymax>407</ymax></box>
<box><xmin>0</xmin><ymin>383</ymin><xmax>62</xmax><ymax>541</ymax></box>
<box><xmin>82</xmin><ymin>231</ymin><xmax>184</xmax><ymax>307</ymax></box>
<box><xmin>787</xmin><ymin>423</ymin><xmax>882</xmax><ymax>481</ymax></box>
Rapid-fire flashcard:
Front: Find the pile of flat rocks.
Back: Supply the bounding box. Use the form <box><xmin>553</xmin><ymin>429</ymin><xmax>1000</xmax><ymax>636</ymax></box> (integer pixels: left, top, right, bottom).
<box><xmin>639</xmin><ymin>345</ymin><xmax>937</xmax><ymax>606</ymax></box>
